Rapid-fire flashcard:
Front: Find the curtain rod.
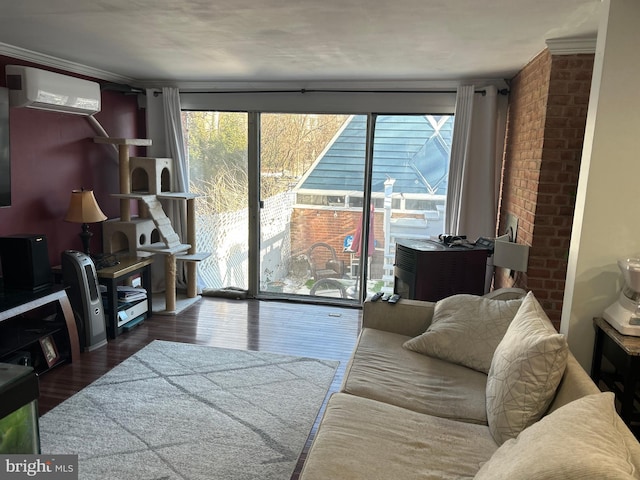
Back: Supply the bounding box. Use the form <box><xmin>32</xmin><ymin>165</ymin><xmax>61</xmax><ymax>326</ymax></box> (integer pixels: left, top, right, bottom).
<box><xmin>154</xmin><ymin>88</ymin><xmax>509</xmax><ymax>96</ymax></box>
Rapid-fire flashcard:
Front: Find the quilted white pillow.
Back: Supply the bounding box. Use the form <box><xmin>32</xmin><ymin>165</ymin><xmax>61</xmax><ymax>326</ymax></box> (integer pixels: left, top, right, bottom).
<box><xmin>403</xmin><ymin>294</ymin><xmax>523</xmax><ymax>373</ymax></box>
<box><xmin>476</xmin><ymin>393</ymin><xmax>640</xmax><ymax>479</ymax></box>
<box><xmin>486</xmin><ymin>291</ymin><xmax>568</xmax><ymax>445</ymax></box>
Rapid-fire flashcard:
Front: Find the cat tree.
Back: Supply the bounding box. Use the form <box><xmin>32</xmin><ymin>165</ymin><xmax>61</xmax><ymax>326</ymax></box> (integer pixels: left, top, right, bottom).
<box><xmin>95</xmin><ymin>137</ymin><xmax>208</xmax><ymax>314</ymax></box>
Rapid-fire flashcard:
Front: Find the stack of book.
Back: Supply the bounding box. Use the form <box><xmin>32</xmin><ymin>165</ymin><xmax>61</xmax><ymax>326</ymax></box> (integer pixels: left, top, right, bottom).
<box><xmin>117</xmin><ymin>286</ymin><xmax>147</xmax><ymax>303</ymax></box>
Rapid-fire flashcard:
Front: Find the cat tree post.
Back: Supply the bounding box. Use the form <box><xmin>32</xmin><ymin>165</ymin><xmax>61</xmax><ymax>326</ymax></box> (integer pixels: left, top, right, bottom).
<box><xmin>118</xmin><ymin>144</ymin><xmax>131</xmax><ymax>221</ymax></box>
<box><xmin>165</xmin><ymin>254</ymin><xmax>177</xmax><ymax>312</ymax></box>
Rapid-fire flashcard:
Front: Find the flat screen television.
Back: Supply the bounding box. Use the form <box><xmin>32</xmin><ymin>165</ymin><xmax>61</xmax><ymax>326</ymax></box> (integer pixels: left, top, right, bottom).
<box><xmin>0</xmin><ymin>87</ymin><xmax>10</xmax><ymax>207</ymax></box>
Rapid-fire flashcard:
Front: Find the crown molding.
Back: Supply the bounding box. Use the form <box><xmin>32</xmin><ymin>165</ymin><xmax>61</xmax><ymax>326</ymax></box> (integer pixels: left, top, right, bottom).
<box><xmin>546</xmin><ymin>36</ymin><xmax>597</xmax><ymax>55</ymax></box>
<box><xmin>0</xmin><ymin>42</ymin><xmax>135</xmax><ymax>85</ymax></box>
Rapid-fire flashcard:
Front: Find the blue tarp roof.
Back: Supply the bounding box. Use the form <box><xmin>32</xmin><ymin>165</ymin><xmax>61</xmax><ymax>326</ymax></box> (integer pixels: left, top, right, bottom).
<box><xmin>297</xmin><ymin>114</ymin><xmax>453</xmax><ymax>195</ymax></box>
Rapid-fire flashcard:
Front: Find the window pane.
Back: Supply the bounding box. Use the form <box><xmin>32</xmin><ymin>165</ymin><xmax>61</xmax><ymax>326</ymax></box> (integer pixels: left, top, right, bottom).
<box><xmin>183</xmin><ymin>111</ymin><xmax>249</xmax><ymax>290</ymax></box>
<box><xmin>371</xmin><ymin>114</ymin><xmax>453</xmax><ymax>295</ymax></box>
<box><xmin>260</xmin><ymin>113</ymin><xmax>355</xmax><ymax>299</ymax></box>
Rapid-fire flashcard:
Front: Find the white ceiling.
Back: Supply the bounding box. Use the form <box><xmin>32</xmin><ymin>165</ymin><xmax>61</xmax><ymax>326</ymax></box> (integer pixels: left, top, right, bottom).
<box><xmin>0</xmin><ymin>0</ymin><xmax>601</xmax><ymax>88</ymax></box>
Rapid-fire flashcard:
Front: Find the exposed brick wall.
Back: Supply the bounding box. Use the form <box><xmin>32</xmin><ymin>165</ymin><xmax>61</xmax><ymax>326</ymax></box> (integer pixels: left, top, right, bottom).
<box><xmin>496</xmin><ymin>50</ymin><xmax>594</xmax><ymax>328</ymax></box>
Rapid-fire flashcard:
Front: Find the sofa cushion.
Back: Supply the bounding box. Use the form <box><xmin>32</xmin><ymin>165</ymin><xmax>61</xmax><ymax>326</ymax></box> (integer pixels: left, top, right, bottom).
<box><xmin>300</xmin><ymin>393</ymin><xmax>498</xmax><ymax>480</ymax></box>
<box><xmin>403</xmin><ymin>294</ymin><xmax>523</xmax><ymax>373</ymax></box>
<box><xmin>486</xmin><ymin>291</ymin><xmax>568</xmax><ymax>444</ymax></box>
<box><xmin>475</xmin><ymin>393</ymin><xmax>640</xmax><ymax>479</ymax></box>
<box><xmin>342</xmin><ymin>328</ymin><xmax>489</xmax><ymax>424</ymax></box>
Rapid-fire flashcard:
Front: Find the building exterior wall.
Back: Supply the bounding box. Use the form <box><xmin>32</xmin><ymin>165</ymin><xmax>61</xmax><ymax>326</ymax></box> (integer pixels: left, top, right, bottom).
<box><xmin>290</xmin><ymin>208</ymin><xmax>385</xmax><ymax>276</ymax></box>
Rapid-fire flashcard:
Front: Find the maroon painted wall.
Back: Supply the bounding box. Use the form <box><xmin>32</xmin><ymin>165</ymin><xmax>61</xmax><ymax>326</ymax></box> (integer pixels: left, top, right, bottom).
<box><xmin>0</xmin><ymin>56</ymin><xmax>146</xmax><ymax>266</ymax></box>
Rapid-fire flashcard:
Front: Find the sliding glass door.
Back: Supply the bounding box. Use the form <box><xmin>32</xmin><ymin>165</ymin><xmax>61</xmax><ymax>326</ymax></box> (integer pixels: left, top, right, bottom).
<box><xmin>182</xmin><ymin>108</ymin><xmax>453</xmax><ymax>304</ymax></box>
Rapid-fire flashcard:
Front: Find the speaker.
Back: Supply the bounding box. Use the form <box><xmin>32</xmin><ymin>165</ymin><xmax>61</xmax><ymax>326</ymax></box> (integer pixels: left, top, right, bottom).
<box><xmin>61</xmin><ymin>250</ymin><xmax>107</xmax><ymax>352</ymax></box>
<box><xmin>0</xmin><ymin>234</ymin><xmax>52</xmax><ymax>291</ymax></box>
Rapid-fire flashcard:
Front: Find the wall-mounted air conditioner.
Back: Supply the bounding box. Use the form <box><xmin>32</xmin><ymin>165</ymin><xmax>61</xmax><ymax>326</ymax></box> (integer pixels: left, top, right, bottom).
<box><xmin>5</xmin><ymin>65</ymin><xmax>101</xmax><ymax>116</ymax></box>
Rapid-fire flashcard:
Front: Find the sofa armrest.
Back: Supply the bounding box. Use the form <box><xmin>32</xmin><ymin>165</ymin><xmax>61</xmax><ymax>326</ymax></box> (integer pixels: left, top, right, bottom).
<box><xmin>362</xmin><ymin>288</ymin><xmax>526</xmax><ymax>337</ymax></box>
<box><xmin>362</xmin><ymin>298</ymin><xmax>434</xmax><ymax>337</ymax></box>
<box><xmin>484</xmin><ymin>287</ymin><xmax>527</xmax><ymax>300</ymax></box>
<box><xmin>546</xmin><ymin>352</ymin><xmax>601</xmax><ymax>414</ymax></box>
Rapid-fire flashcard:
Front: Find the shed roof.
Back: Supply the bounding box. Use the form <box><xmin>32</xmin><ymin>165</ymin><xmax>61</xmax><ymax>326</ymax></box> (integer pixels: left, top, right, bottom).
<box><xmin>295</xmin><ymin>114</ymin><xmax>453</xmax><ymax>195</ymax></box>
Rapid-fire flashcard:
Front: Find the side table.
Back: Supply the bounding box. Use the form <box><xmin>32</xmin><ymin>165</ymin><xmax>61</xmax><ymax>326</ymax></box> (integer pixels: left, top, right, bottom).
<box><xmin>96</xmin><ymin>257</ymin><xmax>153</xmax><ymax>339</ymax></box>
<box><xmin>591</xmin><ymin>317</ymin><xmax>640</xmax><ymax>426</ymax></box>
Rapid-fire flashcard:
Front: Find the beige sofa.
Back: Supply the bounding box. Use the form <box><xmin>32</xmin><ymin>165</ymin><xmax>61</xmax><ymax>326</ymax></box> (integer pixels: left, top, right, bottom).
<box><xmin>300</xmin><ymin>289</ymin><xmax>640</xmax><ymax>479</ymax></box>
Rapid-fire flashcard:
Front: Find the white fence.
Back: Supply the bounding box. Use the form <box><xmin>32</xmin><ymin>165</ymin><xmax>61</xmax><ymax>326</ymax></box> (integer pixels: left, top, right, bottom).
<box><xmin>195</xmin><ymin>191</ymin><xmax>295</xmax><ymax>290</ymax></box>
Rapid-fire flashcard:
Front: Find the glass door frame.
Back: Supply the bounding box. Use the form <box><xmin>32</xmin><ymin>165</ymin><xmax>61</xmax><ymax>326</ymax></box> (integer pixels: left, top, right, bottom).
<box><xmin>247</xmin><ymin>112</ymin><xmax>261</xmax><ymax>296</ymax></box>
<box><xmin>356</xmin><ymin>113</ymin><xmax>376</xmax><ymax>303</ymax></box>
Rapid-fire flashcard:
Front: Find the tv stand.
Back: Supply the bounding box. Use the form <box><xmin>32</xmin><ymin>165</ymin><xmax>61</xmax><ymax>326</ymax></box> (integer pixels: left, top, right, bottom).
<box><xmin>0</xmin><ymin>285</ymin><xmax>80</xmax><ymax>373</ymax></box>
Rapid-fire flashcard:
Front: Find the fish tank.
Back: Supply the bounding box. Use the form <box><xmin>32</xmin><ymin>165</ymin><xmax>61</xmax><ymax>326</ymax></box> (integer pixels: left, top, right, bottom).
<box><xmin>0</xmin><ymin>363</ymin><xmax>40</xmax><ymax>454</ymax></box>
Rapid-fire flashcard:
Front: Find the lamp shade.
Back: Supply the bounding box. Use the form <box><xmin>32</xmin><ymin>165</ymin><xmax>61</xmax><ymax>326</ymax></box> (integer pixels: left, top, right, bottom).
<box><xmin>64</xmin><ymin>189</ymin><xmax>107</xmax><ymax>224</ymax></box>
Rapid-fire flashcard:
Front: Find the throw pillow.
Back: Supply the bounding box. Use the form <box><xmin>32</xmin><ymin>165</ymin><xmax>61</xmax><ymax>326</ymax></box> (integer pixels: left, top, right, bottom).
<box><xmin>475</xmin><ymin>393</ymin><xmax>640</xmax><ymax>479</ymax></box>
<box><xmin>402</xmin><ymin>294</ymin><xmax>523</xmax><ymax>373</ymax></box>
<box><xmin>485</xmin><ymin>291</ymin><xmax>568</xmax><ymax>445</ymax></box>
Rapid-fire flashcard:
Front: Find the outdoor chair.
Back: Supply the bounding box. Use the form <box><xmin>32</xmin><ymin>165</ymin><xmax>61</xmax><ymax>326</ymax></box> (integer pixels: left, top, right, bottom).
<box><xmin>308</xmin><ymin>242</ymin><xmax>345</xmax><ymax>280</ymax></box>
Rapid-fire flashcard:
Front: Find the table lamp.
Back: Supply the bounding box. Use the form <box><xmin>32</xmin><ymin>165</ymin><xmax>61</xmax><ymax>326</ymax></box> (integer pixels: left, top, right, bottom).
<box><xmin>64</xmin><ymin>189</ymin><xmax>107</xmax><ymax>255</ymax></box>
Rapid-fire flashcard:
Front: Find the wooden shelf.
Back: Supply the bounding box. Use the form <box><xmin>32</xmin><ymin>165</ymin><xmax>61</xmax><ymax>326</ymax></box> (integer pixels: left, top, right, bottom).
<box><xmin>0</xmin><ymin>286</ymin><xmax>80</xmax><ymax>368</ymax></box>
<box><xmin>111</xmin><ymin>193</ymin><xmax>156</xmax><ymax>201</ymax></box>
<box><xmin>97</xmin><ymin>258</ymin><xmax>152</xmax><ymax>339</ymax></box>
<box><xmin>156</xmin><ymin>192</ymin><xmax>201</xmax><ymax>201</ymax></box>
<box><xmin>96</xmin><ymin>256</ymin><xmax>153</xmax><ymax>279</ymax></box>
<box><xmin>0</xmin><ymin>317</ymin><xmax>63</xmax><ymax>359</ymax></box>
<box><xmin>138</xmin><ymin>243</ymin><xmax>191</xmax><ymax>255</ymax></box>
<box><xmin>93</xmin><ymin>137</ymin><xmax>152</xmax><ymax>146</ymax></box>
<box><xmin>0</xmin><ymin>299</ymin><xmax>75</xmax><ymax>374</ymax></box>
<box><xmin>176</xmin><ymin>252</ymin><xmax>211</xmax><ymax>262</ymax></box>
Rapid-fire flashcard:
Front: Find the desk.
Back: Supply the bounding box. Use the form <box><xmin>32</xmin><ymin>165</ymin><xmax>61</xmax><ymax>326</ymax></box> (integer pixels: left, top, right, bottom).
<box><xmin>96</xmin><ymin>257</ymin><xmax>153</xmax><ymax>339</ymax></box>
<box><xmin>0</xmin><ymin>285</ymin><xmax>80</xmax><ymax>371</ymax></box>
<box><xmin>591</xmin><ymin>317</ymin><xmax>640</xmax><ymax>425</ymax></box>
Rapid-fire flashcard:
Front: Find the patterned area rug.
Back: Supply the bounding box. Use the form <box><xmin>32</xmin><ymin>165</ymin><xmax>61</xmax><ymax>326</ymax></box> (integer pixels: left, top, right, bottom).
<box><xmin>39</xmin><ymin>341</ymin><xmax>339</xmax><ymax>480</ymax></box>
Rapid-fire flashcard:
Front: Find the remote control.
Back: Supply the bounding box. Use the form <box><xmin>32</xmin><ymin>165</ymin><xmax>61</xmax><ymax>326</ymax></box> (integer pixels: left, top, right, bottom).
<box><xmin>388</xmin><ymin>294</ymin><xmax>401</xmax><ymax>304</ymax></box>
<box><xmin>370</xmin><ymin>292</ymin><xmax>384</xmax><ymax>302</ymax></box>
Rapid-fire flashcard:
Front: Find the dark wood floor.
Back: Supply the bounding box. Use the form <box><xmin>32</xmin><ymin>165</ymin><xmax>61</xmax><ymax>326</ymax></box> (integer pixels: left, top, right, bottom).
<box><xmin>37</xmin><ymin>296</ymin><xmax>363</xmax><ymax>478</ymax></box>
